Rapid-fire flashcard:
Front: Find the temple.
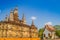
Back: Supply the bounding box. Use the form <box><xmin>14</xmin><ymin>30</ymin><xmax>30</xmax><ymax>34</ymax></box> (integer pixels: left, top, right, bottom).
<box><xmin>0</xmin><ymin>7</ymin><xmax>38</xmax><ymax>38</ymax></box>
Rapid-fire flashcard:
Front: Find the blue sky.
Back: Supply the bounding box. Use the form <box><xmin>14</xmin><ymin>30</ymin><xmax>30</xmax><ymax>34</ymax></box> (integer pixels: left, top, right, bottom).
<box><xmin>0</xmin><ymin>0</ymin><xmax>60</xmax><ymax>29</ymax></box>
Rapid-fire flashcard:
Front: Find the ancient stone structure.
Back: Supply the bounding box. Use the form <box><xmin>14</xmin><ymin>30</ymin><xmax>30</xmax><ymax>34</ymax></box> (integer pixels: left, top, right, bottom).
<box><xmin>0</xmin><ymin>7</ymin><xmax>38</xmax><ymax>38</ymax></box>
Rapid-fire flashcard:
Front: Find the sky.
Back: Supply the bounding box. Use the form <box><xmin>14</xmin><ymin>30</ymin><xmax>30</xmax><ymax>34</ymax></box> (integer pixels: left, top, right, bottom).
<box><xmin>0</xmin><ymin>0</ymin><xmax>60</xmax><ymax>29</ymax></box>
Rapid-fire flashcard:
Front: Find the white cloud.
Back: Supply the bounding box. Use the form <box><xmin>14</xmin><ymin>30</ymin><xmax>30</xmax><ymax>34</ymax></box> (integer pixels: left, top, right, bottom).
<box><xmin>45</xmin><ymin>22</ymin><xmax>52</xmax><ymax>25</ymax></box>
<box><xmin>31</xmin><ymin>16</ymin><xmax>36</xmax><ymax>20</ymax></box>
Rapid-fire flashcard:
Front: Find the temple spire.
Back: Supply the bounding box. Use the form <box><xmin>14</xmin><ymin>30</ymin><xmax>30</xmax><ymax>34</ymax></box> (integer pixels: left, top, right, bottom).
<box><xmin>14</xmin><ymin>6</ymin><xmax>18</xmax><ymax>14</ymax></box>
<box><xmin>5</xmin><ymin>15</ymin><xmax>9</xmax><ymax>21</ymax></box>
<box><xmin>13</xmin><ymin>6</ymin><xmax>19</xmax><ymax>21</ymax></box>
<box><xmin>9</xmin><ymin>9</ymin><xmax>14</xmax><ymax>21</ymax></box>
<box><xmin>31</xmin><ymin>20</ymin><xmax>34</xmax><ymax>26</ymax></box>
<box><xmin>31</xmin><ymin>19</ymin><xmax>37</xmax><ymax>29</ymax></box>
<box><xmin>10</xmin><ymin>9</ymin><xmax>13</xmax><ymax>13</ymax></box>
<box><xmin>22</xmin><ymin>13</ymin><xmax>26</xmax><ymax>24</ymax></box>
<box><xmin>14</xmin><ymin>6</ymin><xmax>18</xmax><ymax>10</ymax></box>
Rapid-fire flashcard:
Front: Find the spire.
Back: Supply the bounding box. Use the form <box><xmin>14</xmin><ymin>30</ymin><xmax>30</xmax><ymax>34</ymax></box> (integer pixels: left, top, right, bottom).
<box><xmin>22</xmin><ymin>13</ymin><xmax>25</xmax><ymax>20</ymax></box>
<box><xmin>31</xmin><ymin>20</ymin><xmax>34</xmax><ymax>26</ymax></box>
<box><xmin>10</xmin><ymin>9</ymin><xmax>13</xmax><ymax>13</ymax></box>
<box><xmin>14</xmin><ymin>6</ymin><xmax>18</xmax><ymax>10</ymax></box>
<box><xmin>13</xmin><ymin>6</ymin><xmax>19</xmax><ymax>21</ymax></box>
<box><xmin>14</xmin><ymin>6</ymin><xmax>18</xmax><ymax>14</ymax></box>
<box><xmin>31</xmin><ymin>20</ymin><xmax>37</xmax><ymax>29</ymax></box>
<box><xmin>22</xmin><ymin>13</ymin><xmax>26</xmax><ymax>24</ymax></box>
<box><xmin>9</xmin><ymin>9</ymin><xmax>14</xmax><ymax>21</ymax></box>
<box><xmin>5</xmin><ymin>15</ymin><xmax>9</xmax><ymax>21</ymax></box>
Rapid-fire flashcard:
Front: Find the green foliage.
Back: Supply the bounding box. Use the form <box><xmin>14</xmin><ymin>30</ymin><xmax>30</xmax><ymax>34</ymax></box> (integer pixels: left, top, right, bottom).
<box><xmin>54</xmin><ymin>25</ymin><xmax>60</xmax><ymax>38</ymax></box>
<box><xmin>54</xmin><ymin>25</ymin><xmax>60</xmax><ymax>30</ymax></box>
<box><xmin>39</xmin><ymin>28</ymin><xmax>44</xmax><ymax>38</ymax></box>
<box><xmin>55</xmin><ymin>30</ymin><xmax>60</xmax><ymax>37</ymax></box>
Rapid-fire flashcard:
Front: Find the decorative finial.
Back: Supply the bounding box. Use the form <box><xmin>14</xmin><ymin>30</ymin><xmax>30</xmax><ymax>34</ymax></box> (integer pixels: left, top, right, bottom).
<box><xmin>31</xmin><ymin>20</ymin><xmax>34</xmax><ymax>25</ymax></box>
<box><xmin>22</xmin><ymin>13</ymin><xmax>25</xmax><ymax>19</ymax></box>
<box><xmin>22</xmin><ymin>13</ymin><xmax>26</xmax><ymax>24</ymax></box>
<box><xmin>10</xmin><ymin>9</ymin><xmax>13</xmax><ymax>13</ymax></box>
<box><xmin>5</xmin><ymin>14</ymin><xmax>9</xmax><ymax>21</ymax></box>
<box><xmin>15</xmin><ymin>5</ymin><xmax>18</xmax><ymax>10</ymax></box>
<box><xmin>6</xmin><ymin>14</ymin><xmax>8</xmax><ymax>17</ymax></box>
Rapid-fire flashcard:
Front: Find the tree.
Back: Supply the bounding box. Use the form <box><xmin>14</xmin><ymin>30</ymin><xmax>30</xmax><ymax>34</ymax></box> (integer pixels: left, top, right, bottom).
<box><xmin>39</xmin><ymin>28</ymin><xmax>44</xmax><ymax>39</ymax></box>
<box><xmin>54</xmin><ymin>25</ymin><xmax>60</xmax><ymax>38</ymax></box>
<box><xmin>55</xmin><ymin>30</ymin><xmax>60</xmax><ymax>37</ymax></box>
<box><xmin>54</xmin><ymin>25</ymin><xmax>60</xmax><ymax>30</ymax></box>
